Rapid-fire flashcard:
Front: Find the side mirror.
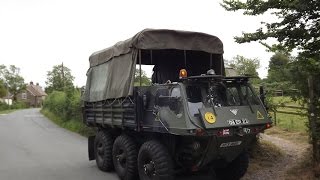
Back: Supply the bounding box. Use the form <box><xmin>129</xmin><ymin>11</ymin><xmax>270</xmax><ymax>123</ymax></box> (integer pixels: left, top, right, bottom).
<box><xmin>259</xmin><ymin>86</ymin><xmax>267</xmax><ymax>109</ymax></box>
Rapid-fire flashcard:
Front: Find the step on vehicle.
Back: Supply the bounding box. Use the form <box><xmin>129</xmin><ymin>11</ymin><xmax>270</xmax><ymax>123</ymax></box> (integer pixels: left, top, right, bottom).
<box><xmin>82</xmin><ymin>29</ymin><xmax>272</xmax><ymax>180</ymax></box>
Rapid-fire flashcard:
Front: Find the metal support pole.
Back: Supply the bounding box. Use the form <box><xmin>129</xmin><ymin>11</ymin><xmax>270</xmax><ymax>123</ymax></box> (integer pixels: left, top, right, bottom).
<box><xmin>139</xmin><ymin>50</ymin><xmax>142</xmax><ymax>87</ymax></box>
<box><xmin>184</xmin><ymin>50</ymin><xmax>187</xmax><ymax>68</ymax></box>
<box><xmin>210</xmin><ymin>54</ymin><xmax>213</xmax><ymax>69</ymax></box>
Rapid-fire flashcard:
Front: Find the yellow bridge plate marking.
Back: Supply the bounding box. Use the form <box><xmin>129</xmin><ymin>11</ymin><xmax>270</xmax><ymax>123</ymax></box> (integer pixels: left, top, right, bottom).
<box><xmin>205</xmin><ymin>112</ymin><xmax>216</xmax><ymax>124</ymax></box>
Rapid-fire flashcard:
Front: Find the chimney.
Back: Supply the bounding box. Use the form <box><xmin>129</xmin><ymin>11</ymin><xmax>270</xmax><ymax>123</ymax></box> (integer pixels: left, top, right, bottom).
<box><xmin>30</xmin><ymin>81</ymin><xmax>33</xmax><ymax>85</ymax></box>
<box><xmin>36</xmin><ymin>83</ymin><xmax>39</xmax><ymax>86</ymax></box>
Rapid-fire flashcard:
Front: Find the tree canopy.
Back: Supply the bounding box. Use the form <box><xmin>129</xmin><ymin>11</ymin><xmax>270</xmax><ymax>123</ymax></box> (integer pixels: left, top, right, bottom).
<box><xmin>221</xmin><ymin>0</ymin><xmax>320</xmax><ymax>57</ymax></box>
<box><xmin>0</xmin><ymin>65</ymin><xmax>26</xmax><ymax>101</ymax></box>
<box><xmin>45</xmin><ymin>64</ymin><xmax>74</xmax><ymax>94</ymax></box>
<box><xmin>134</xmin><ymin>68</ymin><xmax>151</xmax><ymax>86</ymax></box>
<box><xmin>228</xmin><ymin>55</ymin><xmax>260</xmax><ymax>77</ymax></box>
<box><xmin>267</xmin><ymin>52</ymin><xmax>290</xmax><ymax>83</ymax></box>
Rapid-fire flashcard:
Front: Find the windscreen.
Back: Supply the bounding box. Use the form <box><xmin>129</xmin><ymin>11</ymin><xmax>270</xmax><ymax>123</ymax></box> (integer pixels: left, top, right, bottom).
<box><xmin>186</xmin><ymin>82</ymin><xmax>260</xmax><ymax>107</ymax></box>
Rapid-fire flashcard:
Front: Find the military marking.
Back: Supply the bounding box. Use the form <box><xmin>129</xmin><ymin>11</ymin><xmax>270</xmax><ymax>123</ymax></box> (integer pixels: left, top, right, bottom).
<box><xmin>257</xmin><ymin>111</ymin><xmax>264</xmax><ymax>120</ymax></box>
<box><xmin>230</xmin><ymin>109</ymin><xmax>238</xmax><ymax>116</ymax></box>
<box><xmin>204</xmin><ymin>112</ymin><xmax>216</xmax><ymax>124</ymax></box>
<box><xmin>228</xmin><ymin>118</ymin><xmax>249</xmax><ymax>126</ymax></box>
<box><xmin>223</xmin><ymin>129</ymin><xmax>230</xmax><ymax>135</ymax></box>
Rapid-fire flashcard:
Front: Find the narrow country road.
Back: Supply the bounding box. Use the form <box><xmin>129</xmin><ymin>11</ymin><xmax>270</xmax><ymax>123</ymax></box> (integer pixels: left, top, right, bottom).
<box><xmin>0</xmin><ymin>109</ymin><xmax>212</xmax><ymax>180</ymax></box>
<box><xmin>0</xmin><ymin>108</ymin><xmax>118</xmax><ymax>180</ymax></box>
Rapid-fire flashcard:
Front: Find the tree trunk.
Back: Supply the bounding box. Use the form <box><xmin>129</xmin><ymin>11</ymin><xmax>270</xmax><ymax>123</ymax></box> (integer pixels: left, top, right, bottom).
<box><xmin>308</xmin><ymin>76</ymin><xmax>320</xmax><ymax>163</ymax></box>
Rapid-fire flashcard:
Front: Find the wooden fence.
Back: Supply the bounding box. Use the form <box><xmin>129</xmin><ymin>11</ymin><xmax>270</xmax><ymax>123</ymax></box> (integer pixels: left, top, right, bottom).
<box><xmin>272</xmin><ymin>105</ymin><xmax>307</xmax><ymax>126</ymax></box>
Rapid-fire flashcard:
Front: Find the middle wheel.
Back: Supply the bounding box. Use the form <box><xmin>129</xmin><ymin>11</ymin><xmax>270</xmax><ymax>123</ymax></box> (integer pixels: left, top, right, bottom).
<box><xmin>112</xmin><ymin>134</ymin><xmax>138</xmax><ymax>180</ymax></box>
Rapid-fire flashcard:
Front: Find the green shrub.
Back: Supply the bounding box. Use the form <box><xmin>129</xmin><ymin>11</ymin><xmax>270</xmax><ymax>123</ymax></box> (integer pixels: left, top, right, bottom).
<box><xmin>43</xmin><ymin>90</ymin><xmax>83</xmax><ymax>123</ymax></box>
<box><xmin>43</xmin><ymin>91</ymin><xmax>67</xmax><ymax>120</ymax></box>
<box><xmin>42</xmin><ymin>90</ymin><xmax>93</xmax><ymax>136</ymax></box>
<box><xmin>0</xmin><ymin>100</ymin><xmax>27</xmax><ymax>111</ymax></box>
<box><xmin>0</xmin><ymin>101</ymin><xmax>10</xmax><ymax>111</ymax></box>
<box><xmin>11</xmin><ymin>101</ymin><xmax>28</xmax><ymax>109</ymax></box>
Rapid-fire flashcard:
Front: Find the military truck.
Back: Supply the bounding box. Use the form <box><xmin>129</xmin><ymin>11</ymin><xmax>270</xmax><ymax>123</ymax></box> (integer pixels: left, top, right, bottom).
<box><xmin>82</xmin><ymin>29</ymin><xmax>272</xmax><ymax>180</ymax></box>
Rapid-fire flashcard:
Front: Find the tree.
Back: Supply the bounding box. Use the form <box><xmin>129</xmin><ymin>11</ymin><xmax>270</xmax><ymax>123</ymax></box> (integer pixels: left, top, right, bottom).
<box><xmin>0</xmin><ymin>65</ymin><xmax>26</xmax><ymax>101</ymax></box>
<box><xmin>0</xmin><ymin>80</ymin><xmax>7</xmax><ymax>98</ymax></box>
<box><xmin>228</xmin><ymin>55</ymin><xmax>260</xmax><ymax>76</ymax></box>
<box><xmin>134</xmin><ymin>68</ymin><xmax>151</xmax><ymax>86</ymax></box>
<box><xmin>222</xmin><ymin>0</ymin><xmax>320</xmax><ymax>167</ymax></box>
<box><xmin>221</xmin><ymin>0</ymin><xmax>320</xmax><ymax>56</ymax></box>
<box><xmin>45</xmin><ymin>64</ymin><xmax>75</xmax><ymax>94</ymax></box>
<box><xmin>267</xmin><ymin>52</ymin><xmax>290</xmax><ymax>83</ymax></box>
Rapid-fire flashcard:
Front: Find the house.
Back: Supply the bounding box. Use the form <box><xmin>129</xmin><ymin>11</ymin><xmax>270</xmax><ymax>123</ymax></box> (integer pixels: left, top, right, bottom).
<box><xmin>0</xmin><ymin>93</ymin><xmax>13</xmax><ymax>105</ymax></box>
<box><xmin>17</xmin><ymin>82</ymin><xmax>47</xmax><ymax>107</ymax></box>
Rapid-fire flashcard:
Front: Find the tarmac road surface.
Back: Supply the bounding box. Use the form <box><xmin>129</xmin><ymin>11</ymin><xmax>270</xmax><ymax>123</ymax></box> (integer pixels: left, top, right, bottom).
<box><xmin>0</xmin><ymin>109</ymin><xmax>214</xmax><ymax>180</ymax></box>
<box><xmin>0</xmin><ymin>108</ymin><xmax>117</xmax><ymax>180</ymax></box>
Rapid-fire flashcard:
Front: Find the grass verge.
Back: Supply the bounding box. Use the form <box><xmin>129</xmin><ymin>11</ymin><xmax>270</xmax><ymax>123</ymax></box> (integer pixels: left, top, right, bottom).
<box><xmin>0</xmin><ymin>109</ymin><xmax>17</xmax><ymax>114</ymax></box>
<box><xmin>41</xmin><ymin>109</ymin><xmax>94</xmax><ymax>137</ymax></box>
<box><xmin>270</xmin><ymin>96</ymin><xmax>308</xmax><ymax>133</ymax></box>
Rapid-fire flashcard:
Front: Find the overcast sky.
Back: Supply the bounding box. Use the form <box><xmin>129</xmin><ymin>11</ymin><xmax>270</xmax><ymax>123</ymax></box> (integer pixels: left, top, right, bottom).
<box><xmin>0</xmin><ymin>0</ymin><xmax>275</xmax><ymax>87</ymax></box>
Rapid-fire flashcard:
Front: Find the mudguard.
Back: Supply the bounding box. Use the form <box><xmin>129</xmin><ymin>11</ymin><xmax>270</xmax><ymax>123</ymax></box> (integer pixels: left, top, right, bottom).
<box><xmin>88</xmin><ymin>136</ymin><xmax>95</xmax><ymax>161</ymax></box>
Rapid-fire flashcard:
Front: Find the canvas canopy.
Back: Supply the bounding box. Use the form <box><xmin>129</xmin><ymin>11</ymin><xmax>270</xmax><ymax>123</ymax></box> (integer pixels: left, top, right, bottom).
<box><xmin>84</xmin><ymin>29</ymin><xmax>224</xmax><ymax>102</ymax></box>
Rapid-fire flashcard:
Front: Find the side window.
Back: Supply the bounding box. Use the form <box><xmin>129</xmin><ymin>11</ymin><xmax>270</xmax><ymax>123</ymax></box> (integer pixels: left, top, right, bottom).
<box><xmin>171</xmin><ymin>87</ymin><xmax>181</xmax><ymax>98</ymax></box>
<box><xmin>186</xmin><ymin>86</ymin><xmax>202</xmax><ymax>103</ymax></box>
<box><xmin>21</xmin><ymin>93</ymin><xmax>27</xmax><ymax>100</ymax></box>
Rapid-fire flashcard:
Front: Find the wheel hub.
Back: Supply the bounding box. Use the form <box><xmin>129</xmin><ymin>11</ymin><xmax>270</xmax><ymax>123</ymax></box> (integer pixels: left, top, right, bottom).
<box><xmin>97</xmin><ymin>143</ymin><xmax>104</xmax><ymax>156</ymax></box>
<box><xmin>117</xmin><ymin>154</ymin><xmax>126</xmax><ymax>163</ymax></box>
<box><xmin>143</xmin><ymin>161</ymin><xmax>156</xmax><ymax>176</ymax></box>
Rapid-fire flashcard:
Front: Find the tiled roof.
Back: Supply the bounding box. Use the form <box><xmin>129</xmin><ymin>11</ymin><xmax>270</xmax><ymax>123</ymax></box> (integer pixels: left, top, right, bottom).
<box><xmin>27</xmin><ymin>84</ymin><xmax>47</xmax><ymax>97</ymax></box>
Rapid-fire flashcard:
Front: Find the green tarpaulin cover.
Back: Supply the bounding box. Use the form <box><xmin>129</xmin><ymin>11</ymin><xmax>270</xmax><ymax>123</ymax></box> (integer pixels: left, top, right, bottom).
<box><xmin>84</xmin><ymin>29</ymin><xmax>224</xmax><ymax>102</ymax></box>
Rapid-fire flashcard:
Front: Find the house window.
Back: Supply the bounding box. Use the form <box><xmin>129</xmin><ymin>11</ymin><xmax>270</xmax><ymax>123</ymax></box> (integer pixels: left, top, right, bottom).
<box><xmin>21</xmin><ymin>93</ymin><xmax>27</xmax><ymax>100</ymax></box>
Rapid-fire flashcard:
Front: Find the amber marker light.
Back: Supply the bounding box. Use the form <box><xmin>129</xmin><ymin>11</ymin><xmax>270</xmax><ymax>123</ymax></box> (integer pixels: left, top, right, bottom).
<box><xmin>179</xmin><ymin>69</ymin><xmax>187</xmax><ymax>79</ymax></box>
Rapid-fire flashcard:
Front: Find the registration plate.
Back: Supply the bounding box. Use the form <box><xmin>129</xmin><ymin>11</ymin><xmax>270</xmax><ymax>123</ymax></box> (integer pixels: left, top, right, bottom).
<box><xmin>220</xmin><ymin>141</ymin><xmax>242</xmax><ymax>148</ymax></box>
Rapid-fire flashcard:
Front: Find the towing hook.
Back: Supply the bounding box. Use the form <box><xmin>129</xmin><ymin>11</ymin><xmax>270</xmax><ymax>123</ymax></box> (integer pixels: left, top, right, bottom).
<box><xmin>236</xmin><ymin>126</ymin><xmax>244</xmax><ymax>137</ymax></box>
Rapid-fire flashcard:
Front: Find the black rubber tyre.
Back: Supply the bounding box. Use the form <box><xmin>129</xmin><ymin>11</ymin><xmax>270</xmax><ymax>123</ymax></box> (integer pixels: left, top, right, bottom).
<box><xmin>94</xmin><ymin>130</ymin><xmax>114</xmax><ymax>172</ymax></box>
<box><xmin>112</xmin><ymin>135</ymin><xmax>138</xmax><ymax>180</ymax></box>
<box><xmin>215</xmin><ymin>152</ymin><xmax>249</xmax><ymax>180</ymax></box>
<box><xmin>138</xmin><ymin>140</ymin><xmax>174</xmax><ymax>180</ymax></box>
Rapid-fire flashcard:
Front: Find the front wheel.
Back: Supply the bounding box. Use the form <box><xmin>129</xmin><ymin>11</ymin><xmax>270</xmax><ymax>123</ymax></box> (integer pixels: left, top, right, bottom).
<box><xmin>215</xmin><ymin>152</ymin><xmax>249</xmax><ymax>180</ymax></box>
<box><xmin>138</xmin><ymin>140</ymin><xmax>174</xmax><ymax>180</ymax></box>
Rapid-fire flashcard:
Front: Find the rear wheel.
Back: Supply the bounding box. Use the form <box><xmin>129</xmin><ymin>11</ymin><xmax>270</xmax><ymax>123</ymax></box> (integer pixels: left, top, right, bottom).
<box><xmin>138</xmin><ymin>140</ymin><xmax>174</xmax><ymax>180</ymax></box>
<box><xmin>215</xmin><ymin>152</ymin><xmax>249</xmax><ymax>180</ymax></box>
<box><xmin>94</xmin><ymin>130</ymin><xmax>114</xmax><ymax>172</ymax></box>
<box><xmin>113</xmin><ymin>135</ymin><xmax>138</xmax><ymax>180</ymax></box>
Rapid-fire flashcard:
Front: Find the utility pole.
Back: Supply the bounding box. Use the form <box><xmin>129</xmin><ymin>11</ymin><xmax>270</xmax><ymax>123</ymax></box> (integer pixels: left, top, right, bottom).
<box><xmin>61</xmin><ymin>62</ymin><xmax>65</xmax><ymax>90</ymax></box>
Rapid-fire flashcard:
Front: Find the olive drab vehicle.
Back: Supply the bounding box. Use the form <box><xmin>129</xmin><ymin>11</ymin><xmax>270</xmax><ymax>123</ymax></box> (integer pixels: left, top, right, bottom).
<box><xmin>82</xmin><ymin>29</ymin><xmax>272</xmax><ymax>180</ymax></box>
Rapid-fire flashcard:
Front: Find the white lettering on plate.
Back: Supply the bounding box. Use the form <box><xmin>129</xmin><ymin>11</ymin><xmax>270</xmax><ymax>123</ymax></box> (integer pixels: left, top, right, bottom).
<box><xmin>228</xmin><ymin>118</ymin><xmax>249</xmax><ymax>126</ymax></box>
<box><xmin>220</xmin><ymin>141</ymin><xmax>242</xmax><ymax>148</ymax></box>
<box><xmin>243</xmin><ymin>128</ymin><xmax>251</xmax><ymax>134</ymax></box>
